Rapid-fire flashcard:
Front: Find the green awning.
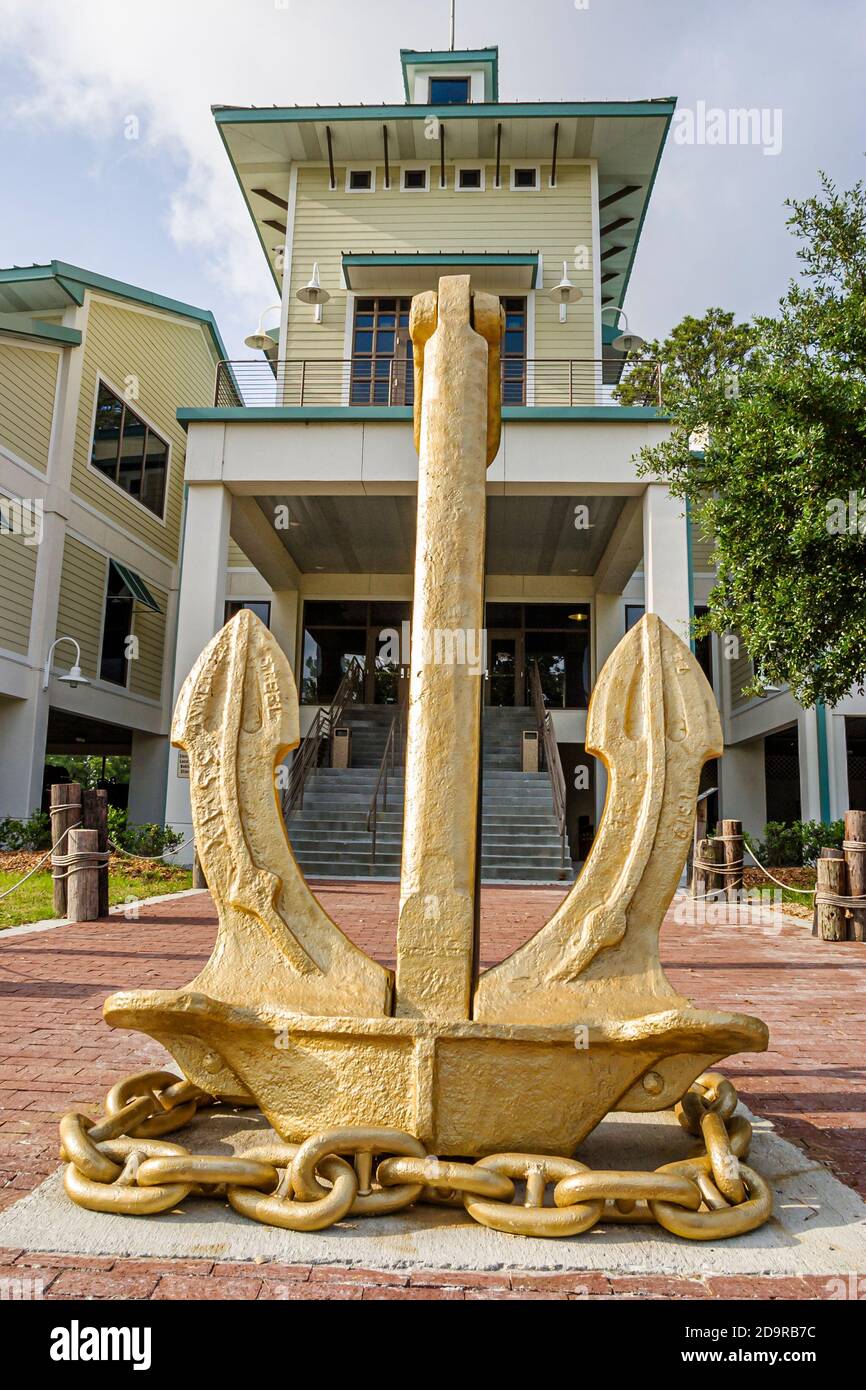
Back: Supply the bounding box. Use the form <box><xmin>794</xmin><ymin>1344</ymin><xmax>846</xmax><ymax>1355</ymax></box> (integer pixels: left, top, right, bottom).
<box><xmin>112</xmin><ymin>561</ymin><xmax>161</xmax><ymax>613</ymax></box>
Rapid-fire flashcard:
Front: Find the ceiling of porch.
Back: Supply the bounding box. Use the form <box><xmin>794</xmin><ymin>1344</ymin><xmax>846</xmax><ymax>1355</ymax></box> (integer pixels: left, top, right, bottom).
<box><xmin>253</xmin><ymin>493</ymin><xmax>626</xmax><ymax>576</ymax></box>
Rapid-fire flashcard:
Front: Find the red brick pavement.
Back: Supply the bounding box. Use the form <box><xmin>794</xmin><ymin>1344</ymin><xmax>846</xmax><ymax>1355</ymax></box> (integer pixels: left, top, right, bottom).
<box><xmin>0</xmin><ymin>882</ymin><xmax>864</xmax><ymax>1300</ymax></box>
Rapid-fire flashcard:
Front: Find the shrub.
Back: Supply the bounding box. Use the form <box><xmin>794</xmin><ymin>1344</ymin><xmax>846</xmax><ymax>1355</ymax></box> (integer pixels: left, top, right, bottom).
<box><xmin>107</xmin><ymin>807</ymin><xmax>183</xmax><ymax>858</ymax></box>
<box><xmin>745</xmin><ymin>818</ymin><xmax>845</xmax><ymax>867</ymax></box>
<box><xmin>0</xmin><ymin>812</ymin><xmax>52</xmax><ymax>851</ymax></box>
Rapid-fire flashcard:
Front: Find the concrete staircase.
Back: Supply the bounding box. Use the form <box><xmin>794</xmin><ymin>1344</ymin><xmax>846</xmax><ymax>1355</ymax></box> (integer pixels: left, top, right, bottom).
<box><xmin>286</xmin><ymin>703</ymin><xmax>571</xmax><ymax>883</ymax></box>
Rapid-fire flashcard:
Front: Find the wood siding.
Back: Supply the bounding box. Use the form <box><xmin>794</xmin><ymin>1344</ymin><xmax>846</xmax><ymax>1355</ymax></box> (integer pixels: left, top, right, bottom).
<box><xmin>55</xmin><ymin>535</ymin><xmax>108</xmax><ymax>679</ymax></box>
<box><xmin>286</xmin><ymin>163</ymin><xmax>595</xmax><ymax>361</ymax></box>
<box><xmin>0</xmin><ymin>342</ymin><xmax>58</xmax><ymax>472</ymax></box>
<box><xmin>71</xmin><ymin>296</ymin><xmax>221</xmax><ymax>560</ymax></box>
<box><xmin>130</xmin><ymin>585</ymin><xmax>168</xmax><ymax>701</ymax></box>
<box><xmin>0</xmin><ymin>510</ymin><xmax>39</xmax><ymax>654</ymax></box>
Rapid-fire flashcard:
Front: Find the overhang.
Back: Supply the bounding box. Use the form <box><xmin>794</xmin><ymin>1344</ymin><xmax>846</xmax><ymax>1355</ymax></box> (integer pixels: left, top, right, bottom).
<box><xmin>215</xmin><ymin>99</ymin><xmax>676</xmax><ymax>307</ymax></box>
<box><xmin>0</xmin><ymin>313</ymin><xmax>82</xmax><ymax>347</ymax></box>
<box><xmin>341</xmin><ymin>252</ymin><xmax>540</xmax><ymax>293</ymax></box>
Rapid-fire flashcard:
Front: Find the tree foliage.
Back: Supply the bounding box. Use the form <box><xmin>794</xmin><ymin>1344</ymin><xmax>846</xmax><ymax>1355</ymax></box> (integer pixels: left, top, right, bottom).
<box><xmin>619</xmin><ymin>174</ymin><xmax>866</xmax><ymax>707</ymax></box>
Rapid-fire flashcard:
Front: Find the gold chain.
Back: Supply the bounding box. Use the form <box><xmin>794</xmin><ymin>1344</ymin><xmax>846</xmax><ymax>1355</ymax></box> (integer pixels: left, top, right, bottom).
<box><xmin>57</xmin><ymin>1070</ymin><xmax>771</xmax><ymax>1241</ymax></box>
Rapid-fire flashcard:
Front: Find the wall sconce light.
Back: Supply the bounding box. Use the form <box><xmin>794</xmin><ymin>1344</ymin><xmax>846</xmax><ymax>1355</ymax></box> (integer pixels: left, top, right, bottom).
<box><xmin>244</xmin><ymin>302</ymin><xmax>282</xmax><ymax>351</ymax></box>
<box><xmin>548</xmin><ymin>260</ymin><xmax>582</xmax><ymax>323</ymax></box>
<box><xmin>43</xmin><ymin>637</ymin><xmax>90</xmax><ymax>691</ymax></box>
<box><xmin>296</xmin><ymin>262</ymin><xmax>331</xmax><ymax>324</ymax></box>
<box><xmin>603</xmin><ymin>305</ymin><xmax>646</xmax><ymax>354</ymax></box>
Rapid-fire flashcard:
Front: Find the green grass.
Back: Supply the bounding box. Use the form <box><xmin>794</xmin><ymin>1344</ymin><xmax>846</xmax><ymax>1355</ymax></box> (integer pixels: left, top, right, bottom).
<box><xmin>0</xmin><ymin>866</ymin><xmax>193</xmax><ymax>931</ymax></box>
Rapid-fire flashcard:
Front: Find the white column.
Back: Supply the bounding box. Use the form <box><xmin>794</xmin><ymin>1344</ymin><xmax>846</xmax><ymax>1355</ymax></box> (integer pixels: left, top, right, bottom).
<box><xmin>270</xmin><ymin>589</ymin><xmax>300</xmax><ymax>670</ymax></box>
<box><xmin>827</xmin><ymin>710</ymin><xmax>850</xmax><ymax>819</ymax></box>
<box><xmin>0</xmin><ymin>690</ymin><xmax>50</xmax><ymax>818</ymax></box>
<box><xmin>164</xmin><ymin>483</ymin><xmax>230</xmax><ymax>859</ymax></box>
<box><xmin>719</xmin><ymin>740</ymin><xmax>767</xmax><ymax>839</ymax></box>
<box><xmin>642</xmin><ymin>484</ymin><xmax>691</xmax><ymax>647</ymax></box>
<box><xmin>798</xmin><ymin>708</ymin><xmax>823</xmax><ymax>822</ymax></box>
<box><xmin>128</xmin><ymin>731</ymin><xmax>171</xmax><ymax>825</ymax></box>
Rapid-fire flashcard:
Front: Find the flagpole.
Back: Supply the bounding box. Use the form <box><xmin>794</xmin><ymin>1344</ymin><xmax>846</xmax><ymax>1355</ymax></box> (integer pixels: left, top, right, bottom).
<box><xmin>449</xmin><ymin>0</ymin><xmax>455</xmax><ymax>50</ymax></box>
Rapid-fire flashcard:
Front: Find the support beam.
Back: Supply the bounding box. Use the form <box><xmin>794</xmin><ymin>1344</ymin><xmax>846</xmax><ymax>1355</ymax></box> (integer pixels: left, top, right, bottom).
<box><xmin>230</xmin><ymin>495</ymin><xmax>301</xmax><ymax>590</ymax></box>
<box><xmin>598</xmin><ymin>183</ymin><xmax>641</xmax><ymax>210</ymax></box>
<box><xmin>593</xmin><ymin>496</ymin><xmax>642</xmax><ymax>595</ymax></box>
<box><xmin>164</xmin><ymin>483</ymin><xmax>231</xmax><ymax>860</ymax></box>
<box><xmin>642</xmin><ymin>484</ymin><xmax>691</xmax><ymax>647</ymax></box>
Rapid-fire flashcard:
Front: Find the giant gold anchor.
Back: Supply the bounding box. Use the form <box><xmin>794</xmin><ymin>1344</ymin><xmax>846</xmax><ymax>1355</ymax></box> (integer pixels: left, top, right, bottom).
<box><xmin>104</xmin><ymin>276</ymin><xmax>767</xmax><ymax>1156</ymax></box>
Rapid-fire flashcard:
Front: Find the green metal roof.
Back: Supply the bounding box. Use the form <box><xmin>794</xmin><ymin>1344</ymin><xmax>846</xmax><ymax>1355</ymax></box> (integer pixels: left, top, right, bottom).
<box><xmin>0</xmin><ymin>260</ymin><xmax>232</xmax><ymax>363</ymax></box>
<box><xmin>111</xmin><ymin>560</ymin><xmax>161</xmax><ymax>613</ymax></box>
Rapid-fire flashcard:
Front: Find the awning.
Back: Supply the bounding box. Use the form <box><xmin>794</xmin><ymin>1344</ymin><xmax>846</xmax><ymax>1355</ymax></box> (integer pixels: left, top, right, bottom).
<box><xmin>112</xmin><ymin>561</ymin><xmax>161</xmax><ymax>613</ymax></box>
<box><xmin>342</xmin><ymin>252</ymin><xmax>540</xmax><ymax>294</ymax></box>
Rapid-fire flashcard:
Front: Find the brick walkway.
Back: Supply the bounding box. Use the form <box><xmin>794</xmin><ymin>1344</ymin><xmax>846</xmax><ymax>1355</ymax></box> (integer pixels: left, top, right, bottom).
<box><xmin>1</xmin><ymin>882</ymin><xmax>864</xmax><ymax>1300</ymax></box>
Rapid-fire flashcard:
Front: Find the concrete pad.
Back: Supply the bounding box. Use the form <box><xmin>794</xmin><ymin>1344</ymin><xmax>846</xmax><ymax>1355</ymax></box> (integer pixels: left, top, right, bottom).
<box><xmin>2</xmin><ymin>1108</ymin><xmax>864</xmax><ymax>1277</ymax></box>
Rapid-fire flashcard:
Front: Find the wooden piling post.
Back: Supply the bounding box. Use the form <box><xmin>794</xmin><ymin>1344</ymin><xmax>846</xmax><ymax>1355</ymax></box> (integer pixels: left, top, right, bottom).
<box><xmin>193</xmin><ymin>852</ymin><xmax>207</xmax><ymax>890</ymax></box>
<box><xmin>82</xmin><ymin>788</ymin><xmax>109</xmax><ymax>918</ymax></box>
<box><xmin>844</xmin><ymin>810</ymin><xmax>866</xmax><ymax>943</ymax></box>
<box><xmin>719</xmin><ymin>819</ymin><xmax>744</xmax><ymax>903</ymax></box>
<box><xmin>693</xmin><ymin>837</ymin><xmax>723</xmax><ymax>899</ymax></box>
<box><xmin>816</xmin><ymin>850</ymin><xmax>847</xmax><ymax>942</ymax></box>
<box><xmin>50</xmin><ymin>782</ymin><xmax>81</xmax><ymax>917</ymax></box>
<box><xmin>66</xmin><ymin>828</ymin><xmax>100</xmax><ymax>923</ymax></box>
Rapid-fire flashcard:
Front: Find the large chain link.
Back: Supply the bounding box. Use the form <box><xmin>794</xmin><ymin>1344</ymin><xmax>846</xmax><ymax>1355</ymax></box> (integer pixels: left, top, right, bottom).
<box><xmin>57</xmin><ymin>1069</ymin><xmax>771</xmax><ymax>1240</ymax></box>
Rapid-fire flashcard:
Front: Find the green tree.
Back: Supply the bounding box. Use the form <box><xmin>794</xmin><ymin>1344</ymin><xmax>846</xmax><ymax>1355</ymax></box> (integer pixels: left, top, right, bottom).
<box><xmin>622</xmin><ymin>174</ymin><xmax>866</xmax><ymax>708</ymax></box>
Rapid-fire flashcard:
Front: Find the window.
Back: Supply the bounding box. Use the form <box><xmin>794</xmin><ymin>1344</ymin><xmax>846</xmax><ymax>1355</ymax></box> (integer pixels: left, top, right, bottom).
<box><xmin>402</xmin><ymin>167</ymin><xmax>428</xmax><ymax>191</ymax></box>
<box><xmin>625</xmin><ymin>604</ymin><xmax>645</xmax><ymax>632</ymax></box>
<box><xmin>511</xmin><ymin>166</ymin><xmax>539</xmax><ymax>190</ymax></box>
<box><xmin>225</xmin><ymin>600</ymin><xmax>271</xmax><ymax>628</ymax></box>
<box><xmin>100</xmin><ymin>562</ymin><xmax>134</xmax><ymax>686</ymax></box>
<box><xmin>90</xmin><ymin>380</ymin><xmax>169</xmax><ymax>518</ymax></box>
<box><xmin>457</xmin><ymin>166</ymin><xmax>484</xmax><ymax>191</ymax></box>
<box><xmin>350</xmin><ymin>298</ymin><xmax>414</xmax><ymax>406</ymax></box>
<box><xmin>429</xmin><ymin>75</ymin><xmax>470</xmax><ymax>104</ymax></box>
<box><xmin>302</xmin><ymin>599</ymin><xmax>411</xmax><ymax>704</ymax></box>
<box><xmin>501</xmin><ymin>297</ymin><xmax>528</xmax><ymax>404</ymax></box>
<box><xmin>99</xmin><ymin>561</ymin><xmax>161</xmax><ymax>687</ymax></box>
<box><xmin>346</xmin><ymin>168</ymin><xmax>374</xmax><ymax>192</ymax></box>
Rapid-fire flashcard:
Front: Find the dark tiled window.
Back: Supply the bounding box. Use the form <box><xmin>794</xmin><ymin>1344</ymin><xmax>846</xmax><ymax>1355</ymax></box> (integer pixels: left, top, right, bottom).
<box><xmin>90</xmin><ymin>381</ymin><xmax>168</xmax><ymax>518</ymax></box>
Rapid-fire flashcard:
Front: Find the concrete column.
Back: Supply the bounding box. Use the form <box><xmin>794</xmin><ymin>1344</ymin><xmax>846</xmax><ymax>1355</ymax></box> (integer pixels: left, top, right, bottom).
<box><xmin>127</xmin><ymin>731</ymin><xmax>171</xmax><ymax>825</ymax></box>
<box><xmin>719</xmin><ymin>739</ymin><xmax>767</xmax><ymax>840</ymax></box>
<box><xmin>798</xmin><ymin>708</ymin><xmax>823</xmax><ymax>822</ymax></box>
<box><xmin>591</xmin><ymin>594</ymin><xmax>625</xmax><ymax>830</ymax></box>
<box><xmin>642</xmin><ymin>484</ymin><xmax>691</xmax><ymax>647</ymax></box>
<box><xmin>593</xmin><ymin>592</ymin><xmax>624</xmax><ymax>680</ymax></box>
<box><xmin>270</xmin><ymin>589</ymin><xmax>300</xmax><ymax>670</ymax></box>
<box><xmin>164</xmin><ymin>483</ymin><xmax>231</xmax><ymax>859</ymax></box>
<box><xmin>827</xmin><ymin>710</ymin><xmax>850</xmax><ymax>819</ymax></box>
<box><xmin>0</xmin><ymin>688</ymin><xmax>49</xmax><ymax>817</ymax></box>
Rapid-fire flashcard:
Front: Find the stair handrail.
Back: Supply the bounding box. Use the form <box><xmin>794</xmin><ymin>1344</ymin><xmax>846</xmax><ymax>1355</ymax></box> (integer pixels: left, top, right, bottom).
<box><xmin>365</xmin><ymin>686</ymin><xmax>407</xmax><ymax>865</ymax></box>
<box><xmin>529</xmin><ymin>659</ymin><xmax>570</xmax><ymax>875</ymax></box>
<box><xmin>282</xmin><ymin>657</ymin><xmax>363</xmax><ymax>818</ymax></box>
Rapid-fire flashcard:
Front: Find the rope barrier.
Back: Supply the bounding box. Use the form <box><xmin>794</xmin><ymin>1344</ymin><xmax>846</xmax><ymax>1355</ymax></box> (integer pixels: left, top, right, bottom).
<box><xmin>0</xmin><ymin>821</ymin><xmax>82</xmax><ymax>902</ymax></box>
<box><xmin>107</xmin><ymin>835</ymin><xmax>195</xmax><ymax>862</ymax></box>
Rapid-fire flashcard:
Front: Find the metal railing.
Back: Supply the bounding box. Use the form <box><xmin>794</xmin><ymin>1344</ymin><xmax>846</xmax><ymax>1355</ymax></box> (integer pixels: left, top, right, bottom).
<box><xmin>366</xmin><ymin>692</ymin><xmax>407</xmax><ymax>866</ymax></box>
<box><xmin>282</xmin><ymin>658</ymin><xmax>364</xmax><ymax>819</ymax></box>
<box><xmin>214</xmin><ymin>357</ymin><xmax>662</xmax><ymax>410</ymax></box>
<box><xmin>530</xmin><ymin>659</ymin><xmax>570</xmax><ymax>879</ymax></box>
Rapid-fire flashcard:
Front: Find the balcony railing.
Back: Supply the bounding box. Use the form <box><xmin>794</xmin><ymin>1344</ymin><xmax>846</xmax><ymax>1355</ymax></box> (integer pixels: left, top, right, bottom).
<box><xmin>213</xmin><ymin>358</ymin><xmax>662</xmax><ymax>410</ymax></box>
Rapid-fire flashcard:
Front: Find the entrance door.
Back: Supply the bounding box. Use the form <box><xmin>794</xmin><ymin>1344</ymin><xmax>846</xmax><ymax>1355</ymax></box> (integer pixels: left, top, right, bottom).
<box><xmin>487</xmin><ymin>631</ymin><xmax>524</xmax><ymax>706</ymax></box>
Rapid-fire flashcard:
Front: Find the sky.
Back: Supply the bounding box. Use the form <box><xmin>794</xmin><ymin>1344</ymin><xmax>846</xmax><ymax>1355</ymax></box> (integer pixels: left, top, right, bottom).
<box><xmin>0</xmin><ymin>0</ymin><xmax>863</xmax><ymax>360</ymax></box>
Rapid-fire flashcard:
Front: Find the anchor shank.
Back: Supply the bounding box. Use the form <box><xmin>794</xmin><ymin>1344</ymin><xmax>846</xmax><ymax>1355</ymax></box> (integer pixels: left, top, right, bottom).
<box><xmin>395</xmin><ymin>277</ymin><xmax>498</xmax><ymax>1020</ymax></box>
